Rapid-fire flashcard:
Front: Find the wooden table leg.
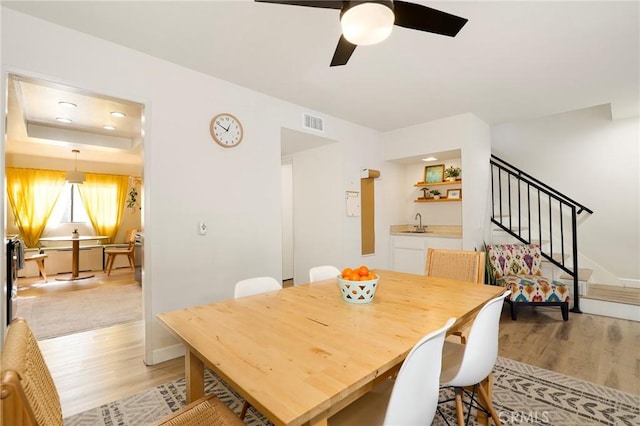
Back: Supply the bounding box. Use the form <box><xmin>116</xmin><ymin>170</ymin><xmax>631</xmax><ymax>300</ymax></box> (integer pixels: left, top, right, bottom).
<box><xmin>185</xmin><ymin>349</ymin><xmax>205</xmax><ymax>403</ymax></box>
<box><xmin>71</xmin><ymin>239</ymin><xmax>79</xmax><ymax>279</ymax></box>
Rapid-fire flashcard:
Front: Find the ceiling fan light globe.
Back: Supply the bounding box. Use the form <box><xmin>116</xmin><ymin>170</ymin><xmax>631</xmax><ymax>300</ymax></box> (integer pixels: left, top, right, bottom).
<box><xmin>341</xmin><ymin>2</ymin><xmax>394</xmax><ymax>46</ymax></box>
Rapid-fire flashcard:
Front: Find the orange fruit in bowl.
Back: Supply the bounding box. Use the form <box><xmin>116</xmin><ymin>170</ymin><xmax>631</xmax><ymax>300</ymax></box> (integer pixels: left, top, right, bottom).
<box><xmin>357</xmin><ymin>265</ymin><xmax>369</xmax><ymax>277</ymax></box>
<box><xmin>342</xmin><ymin>267</ymin><xmax>353</xmax><ymax>278</ymax></box>
<box><xmin>347</xmin><ymin>271</ymin><xmax>361</xmax><ymax>281</ymax></box>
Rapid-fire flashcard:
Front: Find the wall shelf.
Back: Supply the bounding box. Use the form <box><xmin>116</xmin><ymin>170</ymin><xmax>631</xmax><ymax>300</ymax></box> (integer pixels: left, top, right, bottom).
<box><xmin>414</xmin><ymin>198</ymin><xmax>462</xmax><ymax>203</ymax></box>
<box><xmin>414</xmin><ymin>180</ymin><xmax>462</xmax><ymax>187</ymax></box>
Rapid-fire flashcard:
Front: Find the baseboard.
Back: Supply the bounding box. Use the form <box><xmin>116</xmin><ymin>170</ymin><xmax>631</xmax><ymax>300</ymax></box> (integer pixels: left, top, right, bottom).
<box><xmin>148</xmin><ymin>343</ymin><xmax>184</xmax><ymax>365</ymax></box>
<box><xmin>620</xmin><ymin>278</ymin><xmax>640</xmax><ymax>289</ymax></box>
<box><xmin>580</xmin><ymin>298</ymin><xmax>640</xmax><ymax>322</ymax></box>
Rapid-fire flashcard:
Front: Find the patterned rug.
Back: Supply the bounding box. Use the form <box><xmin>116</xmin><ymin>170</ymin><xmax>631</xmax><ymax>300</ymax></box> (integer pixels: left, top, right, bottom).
<box><xmin>64</xmin><ymin>357</ymin><xmax>639</xmax><ymax>426</ymax></box>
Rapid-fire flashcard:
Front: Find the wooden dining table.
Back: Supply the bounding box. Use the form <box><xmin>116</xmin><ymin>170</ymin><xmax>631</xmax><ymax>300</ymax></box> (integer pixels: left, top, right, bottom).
<box><xmin>38</xmin><ymin>235</ymin><xmax>108</xmax><ymax>281</ymax></box>
<box><xmin>157</xmin><ymin>269</ymin><xmax>506</xmax><ymax>426</ymax></box>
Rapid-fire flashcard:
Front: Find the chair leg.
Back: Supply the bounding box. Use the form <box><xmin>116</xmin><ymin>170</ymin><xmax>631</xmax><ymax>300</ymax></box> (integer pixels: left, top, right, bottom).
<box><xmin>239</xmin><ymin>401</ymin><xmax>249</xmax><ymax>420</ymax></box>
<box><xmin>36</xmin><ymin>259</ymin><xmax>47</xmax><ymax>282</ymax></box>
<box><xmin>105</xmin><ymin>255</ymin><xmax>114</xmax><ymax>276</ymax></box>
<box><xmin>477</xmin><ymin>381</ymin><xmax>502</xmax><ymax>426</ymax></box>
<box><xmin>561</xmin><ymin>302</ymin><xmax>569</xmax><ymax>321</ymax></box>
<box><xmin>510</xmin><ymin>302</ymin><xmax>518</xmax><ymax>320</ymax></box>
<box><xmin>454</xmin><ymin>388</ymin><xmax>465</xmax><ymax>426</ymax></box>
<box><xmin>128</xmin><ymin>254</ymin><xmax>135</xmax><ymax>271</ymax></box>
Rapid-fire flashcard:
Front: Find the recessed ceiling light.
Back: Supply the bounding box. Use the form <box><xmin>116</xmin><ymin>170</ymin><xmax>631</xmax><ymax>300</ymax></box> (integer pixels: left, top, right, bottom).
<box><xmin>58</xmin><ymin>101</ymin><xmax>77</xmax><ymax>108</ymax></box>
<box><xmin>422</xmin><ymin>157</ymin><xmax>438</xmax><ymax>162</ymax></box>
<box><xmin>103</xmin><ymin>125</ymin><xmax>116</xmax><ymax>130</ymax></box>
<box><xmin>56</xmin><ymin>117</ymin><xmax>72</xmax><ymax>123</ymax></box>
<box><xmin>111</xmin><ymin>111</ymin><xmax>126</xmax><ymax>118</ymax></box>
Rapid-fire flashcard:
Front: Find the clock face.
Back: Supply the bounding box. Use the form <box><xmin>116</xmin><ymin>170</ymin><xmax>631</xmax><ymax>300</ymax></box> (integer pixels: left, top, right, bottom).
<box><xmin>210</xmin><ymin>113</ymin><xmax>243</xmax><ymax>148</ymax></box>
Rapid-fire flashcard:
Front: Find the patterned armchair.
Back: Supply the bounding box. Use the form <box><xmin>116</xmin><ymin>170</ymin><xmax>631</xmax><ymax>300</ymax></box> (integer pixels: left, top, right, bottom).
<box><xmin>486</xmin><ymin>244</ymin><xmax>569</xmax><ymax>321</ymax></box>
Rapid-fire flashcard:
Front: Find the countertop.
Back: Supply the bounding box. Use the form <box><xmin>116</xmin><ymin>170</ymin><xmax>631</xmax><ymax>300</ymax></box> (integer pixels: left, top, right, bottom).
<box><xmin>390</xmin><ymin>224</ymin><xmax>462</xmax><ymax>238</ymax></box>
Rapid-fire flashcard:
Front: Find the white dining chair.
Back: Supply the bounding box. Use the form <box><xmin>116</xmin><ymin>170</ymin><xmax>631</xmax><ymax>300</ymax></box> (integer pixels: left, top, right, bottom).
<box><xmin>233</xmin><ymin>276</ymin><xmax>282</xmax><ymax>298</ymax></box>
<box><xmin>233</xmin><ymin>275</ymin><xmax>282</xmax><ymax>419</ymax></box>
<box><xmin>309</xmin><ymin>265</ymin><xmax>341</xmax><ymax>283</ymax></box>
<box><xmin>328</xmin><ymin>317</ymin><xmax>457</xmax><ymax>426</ymax></box>
<box><xmin>438</xmin><ymin>290</ymin><xmax>510</xmax><ymax>426</ymax></box>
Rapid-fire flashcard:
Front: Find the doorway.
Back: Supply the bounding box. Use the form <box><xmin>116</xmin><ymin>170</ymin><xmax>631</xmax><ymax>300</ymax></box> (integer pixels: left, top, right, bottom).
<box><xmin>280</xmin><ymin>128</ymin><xmax>339</xmax><ymax>285</ymax></box>
<box><xmin>3</xmin><ymin>73</ymin><xmax>145</xmax><ymax>339</ymax></box>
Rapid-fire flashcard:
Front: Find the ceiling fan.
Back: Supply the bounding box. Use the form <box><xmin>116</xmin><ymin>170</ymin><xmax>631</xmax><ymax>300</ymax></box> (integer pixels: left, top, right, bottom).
<box><xmin>255</xmin><ymin>0</ymin><xmax>468</xmax><ymax>67</ymax></box>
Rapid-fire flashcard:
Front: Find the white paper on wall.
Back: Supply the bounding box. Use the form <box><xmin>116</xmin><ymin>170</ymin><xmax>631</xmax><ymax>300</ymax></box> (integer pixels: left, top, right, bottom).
<box><xmin>346</xmin><ymin>191</ymin><xmax>360</xmax><ymax>217</ymax></box>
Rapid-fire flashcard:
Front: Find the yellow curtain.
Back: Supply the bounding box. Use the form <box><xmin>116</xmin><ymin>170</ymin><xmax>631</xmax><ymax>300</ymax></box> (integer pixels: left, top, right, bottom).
<box><xmin>5</xmin><ymin>168</ymin><xmax>66</xmax><ymax>248</ymax></box>
<box><xmin>77</xmin><ymin>173</ymin><xmax>129</xmax><ymax>244</ymax></box>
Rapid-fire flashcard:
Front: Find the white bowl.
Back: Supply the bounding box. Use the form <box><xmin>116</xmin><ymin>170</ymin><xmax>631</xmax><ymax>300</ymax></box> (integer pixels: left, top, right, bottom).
<box><xmin>337</xmin><ymin>276</ymin><xmax>379</xmax><ymax>304</ymax></box>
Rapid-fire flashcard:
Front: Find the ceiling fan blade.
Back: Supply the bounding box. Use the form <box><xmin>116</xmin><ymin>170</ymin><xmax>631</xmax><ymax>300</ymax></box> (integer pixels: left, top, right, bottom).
<box><xmin>254</xmin><ymin>0</ymin><xmax>343</xmax><ymax>9</ymax></box>
<box><xmin>330</xmin><ymin>36</ymin><xmax>357</xmax><ymax>67</ymax></box>
<box><xmin>393</xmin><ymin>1</ymin><xmax>468</xmax><ymax>37</ymax></box>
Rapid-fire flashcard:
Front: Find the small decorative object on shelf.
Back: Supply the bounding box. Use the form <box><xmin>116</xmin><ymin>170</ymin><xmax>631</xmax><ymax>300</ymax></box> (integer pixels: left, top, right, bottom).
<box><xmin>72</xmin><ymin>229</ymin><xmax>79</xmax><ymax>238</ymax></box>
<box><xmin>420</xmin><ymin>187</ymin><xmax>430</xmax><ymax>199</ymax></box>
<box><xmin>425</xmin><ymin>164</ymin><xmax>445</xmax><ymax>183</ymax></box>
<box><xmin>447</xmin><ymin>188</ymin><xmax>462</xmax><ymax>199</ymax></box>
<box><xmin>430</xmin><ymin>189</ymin><xmax>442</xmax><ymax>200</ymax></box>
<box><xmin>445</xmin><ymin>165</ymin><xmax>462</xmax><ymax>182</ymax></box>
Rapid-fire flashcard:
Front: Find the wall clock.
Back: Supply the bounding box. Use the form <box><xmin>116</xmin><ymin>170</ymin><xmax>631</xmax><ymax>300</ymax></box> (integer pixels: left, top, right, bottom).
<box><xmin>210</xmin><ymin>113</ymin><xmax>243</xmax><ymax>148</ymax></box>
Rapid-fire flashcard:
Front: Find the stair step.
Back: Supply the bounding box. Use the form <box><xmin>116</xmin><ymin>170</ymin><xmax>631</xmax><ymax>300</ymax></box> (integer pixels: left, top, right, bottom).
<box><xmin>546</xmin><ymin>253</ymin><xmax>570</xmax><ymax>263</ymax></box>
<box><xmin>560</xmin><ymin>268</ymin><xmax>593</xmax><ymax>282</ymax></box>
<box><xmin>582</xmin><ymin>284</ymin><xmax>640</xmax><ymax>307</ymax></box>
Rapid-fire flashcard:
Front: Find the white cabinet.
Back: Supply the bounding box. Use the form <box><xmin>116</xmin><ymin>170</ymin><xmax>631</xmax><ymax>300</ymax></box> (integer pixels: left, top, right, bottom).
<box><xmin>390</xmin><ymin>235</ymin><xmax>462</xmax><ymax>275</ymax></box>
<box><xmin>391</xmin><ymin>236</ymin><xmax>428</xmax><ymax>275</ymax></box>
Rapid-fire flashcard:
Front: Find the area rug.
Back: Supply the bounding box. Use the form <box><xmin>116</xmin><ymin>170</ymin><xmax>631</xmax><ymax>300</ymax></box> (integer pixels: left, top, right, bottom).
<box><xmin>64</xmin><ymin>356</ymin><xmax>639</xmax><ymax>426</ymax></box>
<box><xmin>15</xmin><ymin>284</ymin><xmax>142</xmax><ymax>340</ymax></box>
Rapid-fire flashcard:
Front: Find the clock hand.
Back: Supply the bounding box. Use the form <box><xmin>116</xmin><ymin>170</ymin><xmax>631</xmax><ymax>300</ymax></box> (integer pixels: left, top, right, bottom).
<box><xmin>216</xmin><ymin>122</ymin><xmax>230</xmax><ymax>132</ymax></box>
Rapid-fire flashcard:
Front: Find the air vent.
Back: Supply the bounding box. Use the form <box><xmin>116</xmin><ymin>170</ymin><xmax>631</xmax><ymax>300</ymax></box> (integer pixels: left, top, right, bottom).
<box><xmin>302</xmin><ymin>113</ymin><xmax>324</xmax><ymax>132</ymax></box>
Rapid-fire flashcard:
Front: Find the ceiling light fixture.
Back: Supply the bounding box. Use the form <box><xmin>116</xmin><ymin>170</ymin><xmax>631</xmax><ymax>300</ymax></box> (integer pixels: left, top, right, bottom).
<box><xmin>422</xmin><ymin>157</ymin><xmax>438</xmax><ymax>162</ymax></box>
<box><xmin>340</xmin><ymin>1</ymin><xmax>394</xmax><ymax>46</ymax></box>
<box><xmin>58</xmin><ymin>101</ymin><xmax>77</xmax><ymax>108</ymax></box>
<box><xmin>111</xmin><ymin>111</ymin><xmax>126</xmax><ymax>118</ymax></box>
<box><xmin>103</xmin><ymin>125</ymin><xmax>116</xmax><ymax>130</ymax></box>
<box><xmin>66</xmin><ymin>149</ymin><xmax>85</xmax><ymax>184</ymax></box>
<box><xmin>56</xmin><ymin>117</ymin><xmax>72</xmax><ymax>124</ymax></box>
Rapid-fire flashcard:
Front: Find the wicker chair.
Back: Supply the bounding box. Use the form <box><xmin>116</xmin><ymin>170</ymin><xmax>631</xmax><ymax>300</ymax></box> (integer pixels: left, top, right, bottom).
<box><xmin>425</xmin><ymin>248</ymin><xmax>485</xmax><ymax>343</ymax></box>
<box><xmin>425</xmin><ymin>248</ymin><xmax>485</xmax><ymax>284</ymax></box>
<box><xmin>0</xmin><ymin>318</ymin><xmax>243</xmax><ymax>426</ymax></box>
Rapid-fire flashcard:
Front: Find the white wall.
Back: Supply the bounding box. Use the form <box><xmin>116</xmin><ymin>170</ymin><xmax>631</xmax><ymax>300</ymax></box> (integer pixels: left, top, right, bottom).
<box><xmin>281</xmin><ymin>162</ymin><xmax>293</xmax><ymax>280</ymax></box>
<box><xmin>492</xmin><ymin>104</ymin><xmax>640</xmax><ymax>282</ymax></box>
<box><xmin>0</xmin><ymin>9</ymin><xmax>407</xmax><ymax>359</ymax></box>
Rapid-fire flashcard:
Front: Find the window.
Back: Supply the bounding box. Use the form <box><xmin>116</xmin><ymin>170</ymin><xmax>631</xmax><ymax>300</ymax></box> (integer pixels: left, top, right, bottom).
<box><xmin>52</xmin><ymin>183</ymin><xmax>90</xmax><ymax>223</ymax></box>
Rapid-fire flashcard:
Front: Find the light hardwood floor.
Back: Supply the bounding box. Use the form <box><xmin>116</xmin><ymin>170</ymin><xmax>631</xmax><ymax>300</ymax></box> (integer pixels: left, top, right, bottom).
<box><xmin>20</xmin><ymin>273</ymin><xmax>640</xmax><ymax>419</ymax></box>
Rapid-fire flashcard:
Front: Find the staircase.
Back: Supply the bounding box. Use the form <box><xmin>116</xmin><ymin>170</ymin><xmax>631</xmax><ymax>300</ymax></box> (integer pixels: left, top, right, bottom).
<box><xmin>489</xmin><ymin>155</ymin><xmax>593</xmax><ymax>314</ymax></box>
<box><xmin>489</xmin><ymin>155</ymin><xmax>639</xmax><ymax>321</ymax></box>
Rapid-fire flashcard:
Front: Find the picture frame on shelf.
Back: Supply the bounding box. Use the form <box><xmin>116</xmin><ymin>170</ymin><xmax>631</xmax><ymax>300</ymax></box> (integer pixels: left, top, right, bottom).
<box><xmin>424</xmin><ymin>164</ymin><xmax>445</xmax><ymax>183</ymax></box>
<box><xmin>447</xmin><ymin>188</ymin><xmax>462</xmax><ymax>199</ymax></box>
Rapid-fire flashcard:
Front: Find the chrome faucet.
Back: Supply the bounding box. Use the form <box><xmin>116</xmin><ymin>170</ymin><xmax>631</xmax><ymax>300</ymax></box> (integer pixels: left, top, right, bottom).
<box><xmin>414</xmin><ymin>213</ymin><xmax>425</xmax><ymax>232</ymax></box>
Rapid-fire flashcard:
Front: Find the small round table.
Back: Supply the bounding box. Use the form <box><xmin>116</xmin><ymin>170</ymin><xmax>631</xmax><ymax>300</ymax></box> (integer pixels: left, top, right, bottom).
<box><xmin>38</xmin><ymin>236</ymin><xmax>108</xmax><ymax>281</ymax></box>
